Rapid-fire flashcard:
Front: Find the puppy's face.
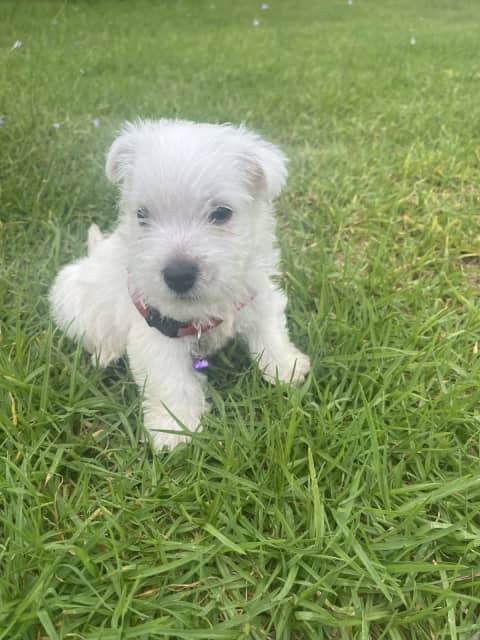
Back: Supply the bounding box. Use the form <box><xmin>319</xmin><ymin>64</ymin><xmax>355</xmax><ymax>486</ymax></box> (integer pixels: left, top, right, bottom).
<box><xmin>106</xmin><ymin>120</ymin><xmax>287</xmax><ymax>320</ymax></box>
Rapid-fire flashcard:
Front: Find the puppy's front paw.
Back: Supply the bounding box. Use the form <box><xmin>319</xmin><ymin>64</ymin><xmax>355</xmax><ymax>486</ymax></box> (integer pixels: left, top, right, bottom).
<box><xmin>262</xmin><ymin>349</ymin><xmax>311</xmax><ymax>385</ymax></box>
<box><xmin>143</xmin><ymin>413</ymin><xmax>201</xmax><ymax>451</ymax></box>
<box><xmin>150</xmin><ymin>429</ymin><xmax>191</xmax><ymax>450</ymax></box>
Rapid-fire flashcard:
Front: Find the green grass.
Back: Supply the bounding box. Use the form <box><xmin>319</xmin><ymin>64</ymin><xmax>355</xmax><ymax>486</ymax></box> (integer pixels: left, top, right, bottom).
<box><xmin>2</xmin><ymin>0</ymin><xmax>480</xmax><ymax>637</ymax></box>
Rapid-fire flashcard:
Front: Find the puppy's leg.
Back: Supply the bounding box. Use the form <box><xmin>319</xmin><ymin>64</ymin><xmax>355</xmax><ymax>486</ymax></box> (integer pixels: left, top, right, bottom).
<box><xmin>50</xmin><ymin>231</ymin><xmax>134</xmax><ymax>367</ymax></box>
<box><xmin>242</xmin><ymin>281</ymin><xmax>310</xmax><ymax>384</ymax></box>
<box><xmin>127</xmin><ymin>323</ymin><xmax>207</xmax><ymax>450</ymax></box>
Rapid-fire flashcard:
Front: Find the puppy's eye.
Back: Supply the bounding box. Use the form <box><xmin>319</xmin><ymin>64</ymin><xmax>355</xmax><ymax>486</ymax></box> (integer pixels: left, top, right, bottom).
<box><xmin>208</xmin><ymin>206</ymin><xmax>233</xmax><ymax>225</ymax></box>
<box><xmin>137</xmin><ymin>207</ymin><xmax>148</xmax><ymax>226</ymax></box>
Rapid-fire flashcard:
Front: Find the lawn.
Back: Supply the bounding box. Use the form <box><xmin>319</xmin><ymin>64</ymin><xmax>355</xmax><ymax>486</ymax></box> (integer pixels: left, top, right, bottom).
<box><xmin>1</xmin><ymin>0</ymin><xmax>480</xmax><ymax>638</ymax></box>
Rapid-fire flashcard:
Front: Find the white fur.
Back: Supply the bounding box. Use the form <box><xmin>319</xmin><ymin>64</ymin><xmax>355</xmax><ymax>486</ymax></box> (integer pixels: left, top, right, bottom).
<box><xmin>50</xmin><ymin>119</ymin><xmax>310</xmax><ymax>449</ymax></box>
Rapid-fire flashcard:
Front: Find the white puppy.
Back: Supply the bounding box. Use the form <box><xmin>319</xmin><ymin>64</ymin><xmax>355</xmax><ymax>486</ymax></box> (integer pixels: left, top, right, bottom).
<box><xmin>50</xmin><ymin>120</ymin><xmax>310</xmax><ymax>449</ymax></box>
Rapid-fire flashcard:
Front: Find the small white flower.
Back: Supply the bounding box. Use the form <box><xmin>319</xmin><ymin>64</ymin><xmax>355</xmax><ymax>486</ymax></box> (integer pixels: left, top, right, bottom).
<box><xmin>53</xmin><ymin>122</ymin><xmax>61</xmax><ymax>129</ymax></box>
<box><xmin>410</xmin><ymin>36</ymin><xmax>416</xmax><ymax>45</ymax></box>
<box><xmin>261</xmin><ymin>2</ymin><xmax>269</xmax><ymax>9</ymax></box>
<box><xmin>12</xmin><ymin>40</ymin><xmax>22</xmax><ymax>49</ymax></box>
<box><xmin>93</xmin><ymin>117</ymin><xmax>101</xmax><ymax>129</ymax></box>
<box><xmin>347</xmin><ymin>0</ymin><xmax>352</xmax><ymax>4</ymax></box>
<box><xmin>253</xmin><ymin>18</ymin><xmax>260</xmax><ymax>27</ymax></box>
<box><xmin>0</xmin><ymin>117</ymin><xmax>4</xmax><ymax>126</ymax></box>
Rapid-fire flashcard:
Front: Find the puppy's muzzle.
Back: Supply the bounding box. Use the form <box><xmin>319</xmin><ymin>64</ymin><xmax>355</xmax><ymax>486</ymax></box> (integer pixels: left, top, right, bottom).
<box><xmin>163</xmin><ymin>259</ymin><xmax>198</xmax><ymax>294</ymax></box>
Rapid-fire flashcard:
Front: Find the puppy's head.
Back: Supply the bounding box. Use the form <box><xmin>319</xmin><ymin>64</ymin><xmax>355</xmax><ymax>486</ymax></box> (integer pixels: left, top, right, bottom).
<box><xmin>106</xmin><ymin>119</ymin><xmax>287</xmax><ymax>320</ymax></box>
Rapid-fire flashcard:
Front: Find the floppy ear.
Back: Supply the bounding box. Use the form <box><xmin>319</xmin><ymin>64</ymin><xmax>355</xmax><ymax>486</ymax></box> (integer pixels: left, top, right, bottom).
<box><xmin>243</xmin><ymin>132</ymin><xmax>288</xmax><ymax>201</ymax></box>
<box><xmin>105</xmin><ymin>122</ymin><xmax>139</xmax><ymax>184</ymax></box>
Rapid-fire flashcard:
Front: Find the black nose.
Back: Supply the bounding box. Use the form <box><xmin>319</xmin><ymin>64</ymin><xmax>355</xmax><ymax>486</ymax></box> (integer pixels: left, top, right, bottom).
<box><xmin>163</xmin><ymin>260</ymin><xmax>198</xmax><ymax>293</ymax></box>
